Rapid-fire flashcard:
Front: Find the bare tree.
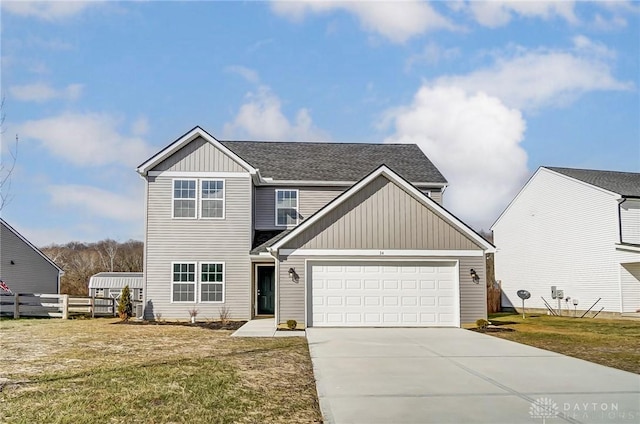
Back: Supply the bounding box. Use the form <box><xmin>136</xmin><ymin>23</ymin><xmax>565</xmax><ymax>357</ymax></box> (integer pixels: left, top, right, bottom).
<box><xmin>0</xmin><ymin>96</ymin><xmax>18</xmax><ymax>211</ymax></box>
<box><xmin>96</xmin><ymin>239</ymin><xmax>119</xmax><ymax>272</ymax></box>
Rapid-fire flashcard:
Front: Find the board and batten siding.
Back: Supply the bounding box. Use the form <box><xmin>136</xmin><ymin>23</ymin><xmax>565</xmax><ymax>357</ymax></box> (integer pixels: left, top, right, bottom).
<box><xmin>254</xmin><ymin>186</ymin><xmax>345</xmax><ymax>230</ymax></box>
<box><xmin>620</xmin><ymin>199</ymin><xmax>640</xmax><ymax>245</ymax></box>
<box><xmin>0</xmin><ymin>223</ymin><xmax>60</xmax><ymax>294</ymax></box>
<box><xmin>276</xmin><ymin>255</ymin><xmax>486</xmax><ymax>326</ymax></box>
<box><xmin>282</xmin><ymin>176</ymin><xmax>480</xmax><ymax>251</ymax></box>
<box><xmin>144</xmin><ymin>174</ymin><xmax>252</xmax><ymax>319</ymax></box>
<box><xmin>493</xmin><ymin>168</ymin><xmax>624</xmax><ymax>313</ymax></box>
<box><xmin>151</xmin><ymin>136</ymin><xmax>246</xmax><ymax>173</ymax></box>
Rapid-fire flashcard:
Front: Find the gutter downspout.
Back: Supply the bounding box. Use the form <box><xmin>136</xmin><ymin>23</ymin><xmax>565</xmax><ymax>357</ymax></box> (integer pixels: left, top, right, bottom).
<box><xmin>618</xmin><ymin>197</ymin><xmax>626</xmax><ymax>244</ymax></box>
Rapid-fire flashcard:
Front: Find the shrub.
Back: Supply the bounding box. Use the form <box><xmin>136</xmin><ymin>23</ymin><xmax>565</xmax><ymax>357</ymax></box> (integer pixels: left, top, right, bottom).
<box><xmin>118</xmin><ymin>285</ymin><xmax>133</xmax><ymax>321</ymax></box>
<box><xmin>219</xmin><ymin>305</ymin><xmax>231</xmax><ymax>325</ymax></box>
<box><xmin>476</xmin><ymin>319</ymin><xmax>489</xmax><ymax>330</ymax></box>
<box><xmin>286</xmin><ymin>320</ymin><xmax>297</xmax><ymax>330</ymax></box>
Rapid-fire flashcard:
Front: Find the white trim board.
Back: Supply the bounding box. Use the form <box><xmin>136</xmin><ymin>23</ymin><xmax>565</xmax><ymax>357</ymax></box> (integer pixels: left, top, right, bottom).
<box><xmin>148</xmin><ymin>171</ymin><xmax>250</xmax><ymax>178</ymax></box>
<box><xmin>280</xmin><ymin>249</ymin><xmax>484</xmax><ymax>257</ymax></box>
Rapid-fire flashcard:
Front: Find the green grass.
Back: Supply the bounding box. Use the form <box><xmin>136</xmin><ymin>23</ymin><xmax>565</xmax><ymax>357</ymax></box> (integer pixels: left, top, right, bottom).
<box><xmin>487</xmin><ymin>313</ymin><xmax>640</xmax><ymax>374</ymax></box>
<box><xmin>0</xmin><ymin>318</ymin><xmax>321</xmax><ymax>423</ymax></box>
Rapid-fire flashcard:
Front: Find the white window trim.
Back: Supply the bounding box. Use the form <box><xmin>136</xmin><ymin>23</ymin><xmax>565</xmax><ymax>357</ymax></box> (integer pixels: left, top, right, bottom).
<box><xmin>199</xmin><ymin>179</ymin><xmax>226</xmax><ymax>220</ymax></box>
<box><xmin>172</xmin><ymin>178</ymin><xmax>198</xmax><ymax>220</ymax></box>
<box><xmin>199</xmin><ymin>262</ymin><xmax>226</xmax><ymax>304</ymax></box>
<box><xmin>275</xmin><ymin>189</ymin><xmax>299</xmax><ymax>227</ymax></box>
<box><xmin>171</xmin><ymin>261</ymin><xmax>197</xmax><ymax>303</ymax></box>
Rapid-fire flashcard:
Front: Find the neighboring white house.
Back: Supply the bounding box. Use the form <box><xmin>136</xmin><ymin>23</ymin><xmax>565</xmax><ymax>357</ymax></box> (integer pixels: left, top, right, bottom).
<box><xmin>492</xmin><ymin>167</ymin><xmax>640</xmax><ymax>315</ymax></box>
<box><xmin>88</xmin><ymin>272</ymin><xmax>144</xmax><ymax>302</ymax></box>
<box><xmin>0</xmin><ymin>219</ymin><xmax>63</xmax><ymax>294</ymax></box>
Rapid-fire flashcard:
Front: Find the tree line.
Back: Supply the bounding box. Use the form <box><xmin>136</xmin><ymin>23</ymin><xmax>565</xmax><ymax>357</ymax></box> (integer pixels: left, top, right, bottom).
<box><xmin>41</xmin><ymin>239</ymin><xmax>143</xmax><ymax>295</ymax></box>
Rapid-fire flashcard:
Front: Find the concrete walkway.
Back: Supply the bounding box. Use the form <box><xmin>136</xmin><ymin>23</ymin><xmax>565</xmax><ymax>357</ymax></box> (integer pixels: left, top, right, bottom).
<box><xmin>307</xmin><ymin>328</ymin><xmax>640</xmax><ymax>424</ymax></box>
<box><xmin>231</xmin><ymin>318</ymin><xmax>306</xmax><ymax>337</ymax></box>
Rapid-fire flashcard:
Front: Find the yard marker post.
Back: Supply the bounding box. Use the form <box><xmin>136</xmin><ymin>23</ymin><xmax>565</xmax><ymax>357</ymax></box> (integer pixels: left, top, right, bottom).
<box><xmin>90</xmin><ymin>296</ymin><xmax>95</xmax><ymax>318</ymax></box>
<box><xmin>13</xmin><ymin>293</ymin><xmax>19</xmax><ymax>319</ymax></box>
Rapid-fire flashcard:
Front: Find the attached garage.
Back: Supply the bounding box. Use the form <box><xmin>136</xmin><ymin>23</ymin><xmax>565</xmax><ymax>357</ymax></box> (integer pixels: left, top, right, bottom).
<box><xmin>269</xmin><ymin>166</ymin><xmax>495</xmax><ymax>328</ymax></box>
<box><xmin>309</xmin><ymin>261</ymin><xmax>458</xmax><ymax>327</ymax></box>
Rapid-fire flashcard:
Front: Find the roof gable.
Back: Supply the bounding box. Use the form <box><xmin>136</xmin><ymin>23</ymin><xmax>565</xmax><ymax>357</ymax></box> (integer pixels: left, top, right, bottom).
<box><xmin>0</xmin><ymin>219</ymin><xmax>63</xmax><ymax>272</ymax></box>
<box><xmin>137</xmin><ymin>126</ymin><xmax>256</xmax><ymax>176</ymax></box>
<box><xmin>546</xmin><ymin>167</ymin><xmax>640</xmax><ymax>198</ymax></box>
<box><xmin>270</xmin><ymin>165</ymin><xmax>494</xmax><ymax>252</ymax></box>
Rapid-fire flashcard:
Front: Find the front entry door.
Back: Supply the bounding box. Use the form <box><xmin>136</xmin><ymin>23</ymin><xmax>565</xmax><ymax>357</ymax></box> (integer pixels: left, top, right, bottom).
<box><xmin>257</xmin><ymin>266</ymin><xmax>275</xmax><ymax>315</ymax></box>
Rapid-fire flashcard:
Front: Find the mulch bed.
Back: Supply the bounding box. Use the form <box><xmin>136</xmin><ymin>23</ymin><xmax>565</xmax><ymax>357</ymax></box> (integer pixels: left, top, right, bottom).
<box><xmin>114</xmin><ymin>320</ymin><xmax>247</xmax><ymax>331</ymax></box>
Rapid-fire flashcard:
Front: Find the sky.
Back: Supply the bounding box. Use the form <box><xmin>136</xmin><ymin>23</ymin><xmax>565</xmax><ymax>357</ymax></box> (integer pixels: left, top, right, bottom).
<box><xmin>1</xmin><ymin>1</ymin><xmax>639</xmax><ymax>247</ymax></box>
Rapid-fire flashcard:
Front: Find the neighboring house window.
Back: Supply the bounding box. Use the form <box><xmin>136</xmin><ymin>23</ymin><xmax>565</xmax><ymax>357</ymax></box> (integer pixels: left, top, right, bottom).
<box><xmin>172</xmin><ymin>263</ymin><xmax>196</xmax><ymax>302</ymax></box>
<box><xmin>173</xmin><ymin>179</ymin><xmax>197</xmax><ymax>218</ymax></box>
<box><xmin>136</xmin><ymin>289</ymin><xmax>144</xmax><ymax>301</ymax></box>
<box><xmin>95</xmin><ymin>288</ymin><xmax>105</xmax><ymax>297</ymax></box>
<box><xmin>201</xmin><ymin>180</ymin><xmax>225</xmax><ymax>219</ymax></box>
<box><xmin>200</xmin><ymin>263</ymin><xmax>224</xmax><ymax>302</ymax></box>
<box><xmin>276</xmin><ymin>189</ymin><xmax>299</xmax><ymax>226</ymax></box>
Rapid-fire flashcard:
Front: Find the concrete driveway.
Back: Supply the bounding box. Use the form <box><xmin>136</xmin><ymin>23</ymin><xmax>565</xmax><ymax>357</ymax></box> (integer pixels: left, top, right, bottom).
<box><xmin>306</xmin><ymin>328</ymin><xmax>640</xmax><ymax>424</ymax></box>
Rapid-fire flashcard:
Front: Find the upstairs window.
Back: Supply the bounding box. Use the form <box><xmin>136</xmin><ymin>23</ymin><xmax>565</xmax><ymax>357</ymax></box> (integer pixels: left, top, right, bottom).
<box><xmin>173</xmin><ymin>179</ymin><xmax>196</xmax><ymax>218</ymax></box>
<box><xmin>201</xmin><ymin>180</ymin><xmax>225</xmax><ymax>219</ymax></box>
<box><xmin>276</xmin><ymin>189</ymin><xmax>298</xmax><ymax>226</ymax></box>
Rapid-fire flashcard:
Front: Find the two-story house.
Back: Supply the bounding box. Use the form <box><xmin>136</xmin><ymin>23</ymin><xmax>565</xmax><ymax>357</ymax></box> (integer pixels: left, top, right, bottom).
<box><xmin>492</xmin><ymin>166</ymin><xmax>640</xmax><ymax>315</ymax></box>
<box><xmin>137</xmin><ymin>127</ymin><xmax>494</xmax><ymax>328</ymax></box>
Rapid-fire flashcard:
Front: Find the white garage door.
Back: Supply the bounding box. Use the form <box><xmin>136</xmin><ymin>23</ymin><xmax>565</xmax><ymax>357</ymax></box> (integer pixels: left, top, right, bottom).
<box><xmin>309</xmin><ymin>262</ymin><xmax>458</xmax><ymax>327</ymax></box>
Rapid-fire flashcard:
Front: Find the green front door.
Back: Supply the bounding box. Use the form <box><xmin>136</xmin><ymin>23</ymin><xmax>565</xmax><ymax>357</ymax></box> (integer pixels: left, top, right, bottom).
<box><xmin>257</xmin><ymin>266</ymin><xmax>275</xmax><ymax>315</ymax></box>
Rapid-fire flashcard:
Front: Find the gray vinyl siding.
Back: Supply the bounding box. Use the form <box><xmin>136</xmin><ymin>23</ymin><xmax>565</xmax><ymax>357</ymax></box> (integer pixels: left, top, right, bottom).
<box><xmin>283</xmin><ymin>176</ymin><xmax>481</xmax><ymax>250</ymax></box>
<box><xmin>458</xmin><ymin>256</ymin><xmax>487</xmax><ymax>324</ymax></box>
<box><xmin>0</xmin><ymin>223</ymin><xmax>59</xmax><ymax>294</ymax></box>
<box><xmin>152</xmin><ymin>136</ymin><xmax>246</xmax><ymax>173</ymax></box>
<box><xmin>620</xmin><ymin>200</ymin><xmax>640</xmax><ymax>245</ymax></box>
<box><xmin>422</xmin><ymin>189</ymin><xmax>443</xmax><ymax>205</ymax></box>
<box><xmin>254</xmin><ymin>186</ymin><xmax>345</xmax><ymax>230</ymax></box>
<box><xmin>144</xmin><ymin>174</ymin><xmax>252</xmax><ymax>319</ymax></box>
<box><xmin>277</xmin><ymin>255</ymin><xmax>486</xmax><ymax>326</ymax></box>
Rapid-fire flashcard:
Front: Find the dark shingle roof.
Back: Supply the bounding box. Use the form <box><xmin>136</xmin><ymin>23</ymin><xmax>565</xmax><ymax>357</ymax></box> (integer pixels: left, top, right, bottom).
<box><xmin>220</xmin><ymin>141</ymin><xmax>447</xmax><ymax>184</ymax></box>
<box><xmin>250</xmin><ymin>230</ymin><xmax>292</xmax><ymax>254</ymax></box>
<box><xmin>546</xmin><ymin>167</ymin><xmax>640</xmax><ymax>198</ymax></box>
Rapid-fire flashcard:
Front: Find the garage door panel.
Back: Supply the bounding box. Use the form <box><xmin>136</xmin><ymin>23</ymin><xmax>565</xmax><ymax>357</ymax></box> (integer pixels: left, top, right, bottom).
<box><xmin>310</xmin><ymin>262</ymin><xmax>458</xmax><ymax>327</ymax></box>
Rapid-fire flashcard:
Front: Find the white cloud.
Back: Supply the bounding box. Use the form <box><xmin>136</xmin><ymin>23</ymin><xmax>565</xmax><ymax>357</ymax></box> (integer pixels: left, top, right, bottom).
<box><xmin>384</xmin><ymin>85</ymin><xmax>528</xmax><ymax>230</ymax></box>
<box><xmin>226</xmin><ymin>65</ymin><xmax>261</xmax><ymax>84</ymax></box>
<box><xmin>271</xmin><ymin>0</ymin><xmax>456</xmax><ymax>43</ymax></box>
<box><xmin>48</xmin><ymin>184</ymin><xmax>144</xmax><ymax>222</ymax></box>
<box><xmin>223</xmin><ymin>86</ymin><xmax>328</xmax><ymax>141</ymax></box>
<box><xmin>9</xmin><ymin>82</ymin><xmax>84</xmax><ymax>103</ymax></box>
<box><xmin>1</xmin><ymin>1</ymin><xmax>102</xmax><ymax>21</ymax></box>
<box><xmin>433</xmin><ymin>40</ymin><xmax>632</xmax><ymax>111</ymax></box>
<box><xmin>131</xmin><ymin>116</ymin><xmax>149</xmax><ymax>136</ymax></box>
<box><xmin>466</xmin><ymin>0</ymin><xmax>578</xmax><ymax>27</ymax></box>
<box><xmin>17</xmin><ymin>112</ymin><xmax>154</xmax><ymax>167</ymax></box>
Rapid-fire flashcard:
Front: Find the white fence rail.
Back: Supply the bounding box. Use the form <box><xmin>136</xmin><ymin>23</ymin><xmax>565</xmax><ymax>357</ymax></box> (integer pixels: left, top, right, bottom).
<box><xmin>0</xmin><ymin>293</ymin><xmax>142</xmax><ymax>319</ymax></box>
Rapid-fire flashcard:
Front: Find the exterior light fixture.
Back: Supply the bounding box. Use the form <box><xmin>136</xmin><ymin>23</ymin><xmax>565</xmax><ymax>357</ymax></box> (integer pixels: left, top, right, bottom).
<box><xmin>288</xmin><ymin>267</ymin><xmax>298</xmax><ymax>282</ymax></box>
<box><xmin>470</xmin><ymin>269</ymin><xmax>479</xmax><ymax>284</ymax></box>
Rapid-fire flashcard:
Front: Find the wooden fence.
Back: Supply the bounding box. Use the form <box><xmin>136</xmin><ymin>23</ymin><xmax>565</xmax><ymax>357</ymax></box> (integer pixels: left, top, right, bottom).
<box><xmin>0</xmin><ymin>293</ymin><xmax>141</xmax><ymax>319</ymax></box>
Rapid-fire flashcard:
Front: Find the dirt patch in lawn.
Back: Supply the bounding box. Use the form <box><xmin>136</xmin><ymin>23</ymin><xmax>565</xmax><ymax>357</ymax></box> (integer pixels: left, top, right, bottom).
<box><xmin>485</xmin><ymin>314</ymin><xmax>640</xmax><ymax>374</ymax></box>
<box><xmin>0</xmin><ymin>318</ymin><xmax>321</xmax><ymax>423</ymax></box>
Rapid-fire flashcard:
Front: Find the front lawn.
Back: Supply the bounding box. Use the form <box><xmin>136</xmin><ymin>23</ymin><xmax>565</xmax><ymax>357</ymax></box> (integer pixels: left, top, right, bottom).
<box><xmin>486</xmin><ymin>313</ymin><xmax>640</xmax><ymax>374</ymax></box>
<box><xmin>0</xmin><ymin>318</ymin><xmax>321</xmax><ymax>423</ymax></box>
